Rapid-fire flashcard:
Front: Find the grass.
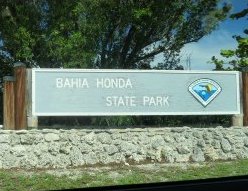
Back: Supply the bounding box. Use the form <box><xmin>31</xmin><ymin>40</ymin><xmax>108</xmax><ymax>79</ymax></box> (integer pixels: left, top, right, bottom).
<box><xmin>1</xmin><ymin>159</ymin><xmax>248</xmax><ymax>191</ymax></box>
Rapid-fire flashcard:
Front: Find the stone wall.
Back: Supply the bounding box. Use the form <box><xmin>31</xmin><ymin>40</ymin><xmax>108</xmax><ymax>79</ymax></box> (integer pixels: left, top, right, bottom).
<box><xmin>1</xmin><ymin>126</ymin><xmax>248</xmax><ymax>169</ymax></box>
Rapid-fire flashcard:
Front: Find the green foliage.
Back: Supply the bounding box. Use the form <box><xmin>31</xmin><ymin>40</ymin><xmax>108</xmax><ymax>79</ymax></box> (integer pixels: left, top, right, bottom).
<box><xmin>211</xmin><ymin>7</ymin><xmax>248</xmax><ymax>71</ymax></box>
<box><xmin>220</xmin><ymin>49</ymin><xmax>235</xmax><ymax>58</ymax></box>
<box><xmin>1</xmin><ymin>159</ymin><xmax>248</xmax><ymax>190</ymax></box>
<box><xmin>230</xmin><ymin>8</ymin><xmax>248</xmax><ymax>19</ymax></box>
<box><xmin>14</xmin><ymin>26</ymin><xmax>35</xmax><ymax>61</ymax></box>
<box><xmin>0</xmin><ymin>0</ymin><xmax>231</xmax><ymax>71</ymax></box>
<box><xmin>92</xmin><ymin>116</ymin><xmax>136</xmax><ymax>127</ymax></box>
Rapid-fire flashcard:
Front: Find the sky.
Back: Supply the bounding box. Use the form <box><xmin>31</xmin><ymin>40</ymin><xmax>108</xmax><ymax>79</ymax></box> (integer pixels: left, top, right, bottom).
<box><xmin>179</xmin><ymin>0</ymin><xmax>247</xmax><ymax>70</ymax></box>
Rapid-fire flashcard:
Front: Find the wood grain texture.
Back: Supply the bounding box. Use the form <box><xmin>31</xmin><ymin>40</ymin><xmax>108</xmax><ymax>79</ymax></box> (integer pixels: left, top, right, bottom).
<box><xmin>243</xmin><ymin>72</ymin><xmax>248</xmax><ymax>126</ymax></box>
<box><xmin>3</xmin><ymin>78</ymin><xmax>15</xmax><ymax>130</ymax></box>
<box><xmin>14</xmin><ymin>64</ymin><xmax>27</xmax><ymax>129</ymax></box>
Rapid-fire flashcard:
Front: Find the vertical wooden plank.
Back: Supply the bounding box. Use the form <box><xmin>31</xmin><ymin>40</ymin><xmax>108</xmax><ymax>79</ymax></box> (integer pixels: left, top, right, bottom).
<box><xmin>3</xmin><ymin>76</ymin><xmax>15</xmax><ymax>130</ymax></box>
<box><xmin>14</xmin><ymin>62</ymin><xmax>27</xmax><ymax>130</ymax></box>
<box><xmin>243</xmin><ymin>72</ymin><xmax>248</xmax><ymax>126</ymax></box>
<box><xmin>26</xmin><ymin>69</ymin><xmax>38</xmax><ymax>129</ymax></box>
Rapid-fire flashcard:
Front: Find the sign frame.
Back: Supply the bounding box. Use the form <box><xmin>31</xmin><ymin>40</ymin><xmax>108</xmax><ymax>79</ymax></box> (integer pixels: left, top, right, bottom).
<box><xmin>32</xmin><ymin>69</ymin><xmax>241</xmax><ymax>116</ymax></box>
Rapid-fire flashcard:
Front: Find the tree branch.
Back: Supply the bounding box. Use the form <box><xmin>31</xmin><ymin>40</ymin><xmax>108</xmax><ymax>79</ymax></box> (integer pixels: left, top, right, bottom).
<box><xmin>120</xmin><ymin>25</ymin><xmax>135</xmax><ymax>68</ymax></box>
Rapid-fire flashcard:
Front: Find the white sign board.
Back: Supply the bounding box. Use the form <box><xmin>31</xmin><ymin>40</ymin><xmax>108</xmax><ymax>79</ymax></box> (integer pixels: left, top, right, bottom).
<box><xmin>32</xmin><ymin>69</ymin><xmax>240</xmax><ymax>116</ymax></box>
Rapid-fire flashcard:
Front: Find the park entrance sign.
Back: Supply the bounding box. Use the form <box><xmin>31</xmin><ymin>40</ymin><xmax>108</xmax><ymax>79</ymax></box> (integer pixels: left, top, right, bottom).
<box><xmin>32</xmin><ymin>69</ymin><xmax>240</xmax><ymax>116</ymax></box>
<box><xmin>3</xmin><ymin>64</ymin><xmax>244</xmax><ymax>130</ymax></box>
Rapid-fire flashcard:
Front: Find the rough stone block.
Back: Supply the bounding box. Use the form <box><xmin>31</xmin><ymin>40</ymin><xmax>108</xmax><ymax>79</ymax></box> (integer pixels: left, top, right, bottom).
<box><xmin>10</xmin><ymin>134</ymin><xmax>21</xmax><ymax>145</ymax></box>
<box><xmin>98</xmin><ymin>153</ymin><xmax>114</xmax><ymax>164</ymax></box>
<box><xmin>118</xmin><ymin>142</ymin><xmax>138</xmax><ymax>155</ymax></box>
<box><xmin>163</xmin><ymin>135</ymin><xmax>174</xmax><ymax>143</ymax></box>
<box><xmin>70</xmin><ymin>147</ymin><xmax>84</xmax><ymax>166</ymax></box>
<box><xmin>191</xmin><ymin>147</ymin><xmax>205</xmax><ymax>162</ymax></box>
<box><xmin>81</xmin><ymin>132</ymin><xmax>95</xmax><ymax>145</ymax></box>
<box><xmin>177</xmin><ymin>145</ymin><xmax>191</xmax><ymax>154</ymax></box>
<box><xmin>137</xmin><ymin>134</ymin><xmax>150</xmax><ymax>145</ymax></box>
<box><xmin>174</xmin><ymin>135</ymin><xmax>186</xmax><ymax>143</ymax></box>
<box><xmin>1</xmin><ymin>153</ymin><xmax>20</xmax><ymax>168</ymax></box>
<box><xmin>221</xmin><ymin>138</ymin><xmax>232</xmax><ymax>153</ymax></box>
<box><xmin>33</xmin><ymin>134</ymin><xmax>44</xmax><ymax>144</ymax></box>
<box><xmin>48</xmin><ymin>142</ymin><xmax>60</xmax><ymax>155</ymax></box>
<box><xmin>52</xmin><ymin>154</ymin><xmax>71</xmax><ymax>168</ymax></box>
<box><xmin>193</xmin><ymin>131</ymin><xmax>202</xmax><ymax>139</ymax></box>
<box><xmin>11</xmin><ymin>145</ymin><xmax>26</xmax><ymax>157</ymax></box>
<box><xmin>59</xmin><ymin>142</ymin><xmax>72</xmax><ymax>155</ymax></box>
<box><xmin>83</xmin><ymin>152</ymin><xmax>99</xmax><ymax>165</ymax></box>
<box><xmin>204</xmin><ymin>147</ymin><xmax>219</xmax><ymax>161</ymax></box>
<box><xmin>79</xmin><ymin>143</ymin><xmax>92</xmax><ymax>154</ymax></box>
<box><xmin>20</xmin><ymin>134</ymin><xmax>35</xmax><ymax>145</ymax></box>
<box><xmin>151</xmin><ymin>136</ymin><xmax>165</xmax><ymax>149</ymax></box>
<box><xmin>44</xmin><ymin>133</ymin><xmax>60</xmax><ymax>142</ymax></box>
<box><xmin>20</xmin><ymin>154</ymin><xmax>39</xmax><ymax>169</ymax></box>
<box><xmin>175</xmin><ymin>154</ymin><xmax>190</xmax><ymax>162</ymax></box>
<box><xmin>104</xmin><ymin>145</ymin><xmax>119</xmax><ymax>155</ymax></box>
<box><xmin>37</xmin><ymin>153</ymin><xmax>53</xmax><ymax>168</ymax></box>
<box><xmin>197</xmin><ymin>140</ymin><xmax>206</xmax><ymax>148</ymax></box>
<box><xmin>97</xmin><ymin>133</ymin><xmax>112</xmax><ymax>144</ymax></box>
<box><xmin>0</xmin><ymin>134</ymin><xmax>10</xmax><ymax>143</ymax></box>
<box><xmin>236</xmin><ymin>148</ymin><xmax>248</xmax><ymax>159</ymax></box>
<box><xmin>211</xmin><ymin>140</ymin><xmax>221</xmax><ymax>149</ymax></box>
<box><xmin>131</xmin><ymin>153</ymin><xmax>146</xmax><ymax>162</ymax></box>
<box><xmin>69</xmin><ymin>134</ymin><xmax>81</xmax><ymax>145</ymax></box>
<box><xmin>244</xmin><ymin>138</ymin><xmax>248</xmax><ymax>147</ymax></box>
<box><xmin>0</xmin><ymin>144</ymin><xmax>11</xmax><ymax>157</ymax></box>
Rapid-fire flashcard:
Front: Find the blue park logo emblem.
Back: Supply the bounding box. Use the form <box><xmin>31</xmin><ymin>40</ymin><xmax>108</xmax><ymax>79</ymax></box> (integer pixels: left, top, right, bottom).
<box><xmin>189</xmin><ymin>79</ymin><xmax>221</xmax><ymax>107</ymax></box>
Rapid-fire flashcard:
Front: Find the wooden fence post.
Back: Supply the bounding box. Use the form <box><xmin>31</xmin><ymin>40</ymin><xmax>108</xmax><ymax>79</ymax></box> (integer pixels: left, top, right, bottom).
<box><xmin>243</xmin><ymin>72</ymin><xmax>248</xmax><ymax>126</ymax></box>
<box><xmin>3</xmin><ymin>76</ymin><xmax>15</xmax><ymax>130</ymax></box>
<box><xmin>26</xmin><ymin>69</ymin><xmax>38</xmax><ymax>129</ymax></box>
<box><xmin>14</xmin><ymin>62</ymin><xmax>27</xmax><ymax>130</ymax></box>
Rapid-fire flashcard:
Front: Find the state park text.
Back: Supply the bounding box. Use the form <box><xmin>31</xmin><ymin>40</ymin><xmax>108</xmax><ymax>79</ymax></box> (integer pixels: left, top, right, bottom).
<box><xmin>56</xmin><ymin>77</ymin><xmax>169</xmax><ymax>107</ymax></box>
